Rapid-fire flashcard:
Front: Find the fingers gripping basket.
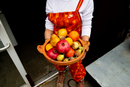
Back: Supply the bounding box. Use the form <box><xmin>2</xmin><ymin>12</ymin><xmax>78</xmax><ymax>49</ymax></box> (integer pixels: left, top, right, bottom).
<box><xmin>37</xmin><ymin>38</ymin><xmax>90</xmax><ymax>66</ymax></box>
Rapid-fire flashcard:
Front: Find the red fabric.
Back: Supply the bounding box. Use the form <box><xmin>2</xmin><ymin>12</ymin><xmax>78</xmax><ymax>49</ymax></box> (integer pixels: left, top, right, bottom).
<box><xmin>54</xmin><ymin>60</ymin><xmax>86</xmax><ymax>82</ymax></box>
<box><xmin>54</xmin><ymin>65</ymin><xmax>66</xmax><ymax>71</ymax></box>
<box><xmin>48</xmin><ymin>11</ymin><xmax>82</xmax><ymax>37</ymax></box>
<box><xmin>48</xmin><ymin>0</ymin><xmax>86</xmax><ymax>82</ymax></box>
<box><xmin>48</xmin><ymin>0</ymin><xmax>84</xmax><ymax>37</ymax></box>
<box><xmin>69</xmin><ymin>60</ymin><xmax>86</xmax><ymax>82</ymax></box>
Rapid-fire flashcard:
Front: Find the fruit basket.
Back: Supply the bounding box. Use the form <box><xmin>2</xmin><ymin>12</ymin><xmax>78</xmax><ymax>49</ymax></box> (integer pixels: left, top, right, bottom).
<box><xmin>37</xmin><ymin>38</ymin><xmax>90</xmax><ymax>66</ymax></box>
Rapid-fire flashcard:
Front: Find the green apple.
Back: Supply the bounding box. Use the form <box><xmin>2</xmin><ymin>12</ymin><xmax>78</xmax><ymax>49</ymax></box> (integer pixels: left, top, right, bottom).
<box><xmin>57</xmin><ymin>54</ymin><xmax>64</xmax><ymax>61</ymax></box>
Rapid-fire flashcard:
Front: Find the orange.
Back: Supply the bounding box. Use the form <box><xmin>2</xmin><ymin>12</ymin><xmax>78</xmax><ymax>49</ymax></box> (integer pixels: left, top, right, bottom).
<box><xmin>68</xmin><ymin>31</ymin><xmax>79</xmax><ymax>41</ymax></box>
<box><xmin>65</xmin><ymin>47</ymin><xmax>75</xmax><ymax>57</ymax></box>
<box><xmin>57</xmin><ymin>28</ymin><xmax>67</xmax><ymax>37</ymax></box>
<box><xmin>65</xmin><ymin>37</ymin><xmax>73</xmax><ymax>46</ymax></box>
<box><xmin>46</xmin><ymin>43</ymin><xmax>53</xmax><ymax>51</ymax></box>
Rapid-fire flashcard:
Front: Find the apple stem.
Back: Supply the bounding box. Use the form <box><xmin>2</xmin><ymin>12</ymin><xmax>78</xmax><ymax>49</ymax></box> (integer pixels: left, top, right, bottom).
<box><xmin>53</xmin><ymin>49</ymin><xmax>57</xmax><ymax>54</ymax></box>
<box><xmin>62</xmin><ymin>43</ymin><xmax>65</xmax><ymax>46</ymax></box>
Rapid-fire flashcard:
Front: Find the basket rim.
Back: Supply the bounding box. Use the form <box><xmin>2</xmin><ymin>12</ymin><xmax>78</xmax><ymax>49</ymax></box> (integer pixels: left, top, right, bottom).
<box><xmin>41</xmin><ymin>38</ymin><xmax>87</xmax><ymax>65</ymax></box>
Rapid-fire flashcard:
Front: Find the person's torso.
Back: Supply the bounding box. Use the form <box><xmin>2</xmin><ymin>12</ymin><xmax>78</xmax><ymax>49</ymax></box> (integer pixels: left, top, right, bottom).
<box><xmin>48</xmin><ymin>0</ymin><xmax>84</xmax><ymax>36</ymax></box>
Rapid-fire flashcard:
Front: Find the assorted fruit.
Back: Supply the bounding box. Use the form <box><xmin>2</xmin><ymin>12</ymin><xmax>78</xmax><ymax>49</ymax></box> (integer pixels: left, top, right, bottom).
<box><xmin>45</xmin><ymin>29</ymin><xmax>84</xmax><ymax>62</ymax></box>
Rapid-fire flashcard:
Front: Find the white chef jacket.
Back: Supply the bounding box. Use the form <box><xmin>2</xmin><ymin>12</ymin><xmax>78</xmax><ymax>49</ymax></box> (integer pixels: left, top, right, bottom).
<box><xmin>45</xmin><ymin>0</ymin><xmax>94</xmax><ymax>37</ymax></box>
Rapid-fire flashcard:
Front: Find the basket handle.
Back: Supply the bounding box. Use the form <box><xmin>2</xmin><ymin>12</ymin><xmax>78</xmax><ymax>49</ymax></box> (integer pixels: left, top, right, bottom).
<box><xmin>82</xmin><ymin>40</ymin><xmax>90</xmax><ymax>50</ymax></box>
<box><xmin>37</xmin><ymin>45</ymin><xmax>44</xmax><ymax>54</ymax></box>
<box><xmin>37</xmin><ymin>39</ymin><xmax>50</xmax><ymax>54</ymax></box>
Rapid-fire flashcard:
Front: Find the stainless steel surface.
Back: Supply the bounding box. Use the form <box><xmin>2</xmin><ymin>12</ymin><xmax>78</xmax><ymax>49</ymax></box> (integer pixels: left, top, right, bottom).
<box><xmin>86</xmin><ymin>38</ymin><xmax>130</xmax><ymax>87</ymax></box>
<box><xmin>0</xmin><ymin>43</ymin><xmax>10</xmax><ymax>52</ymax></box>
<box><xmin>0</xmin><ymin>19</ymin><xmax>31</xmax><ymax>87</ymax></box>
<box><xmin>34</xmin><ymin>69</ymin><xmax>58</xmax><ymax>87</ymax></box>
<box><xmin>0</xmin><ymin>12</ymin><xmax>18</xmax><ymax>46</ymax></box>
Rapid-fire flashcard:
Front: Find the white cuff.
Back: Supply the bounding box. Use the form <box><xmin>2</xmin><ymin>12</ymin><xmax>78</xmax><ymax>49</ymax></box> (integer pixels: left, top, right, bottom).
<box><xmin>81</xmin><ymin>26</ymin><xmax>91</xmax><ymax>37</ymax></box>
<box><xmin>45</xmin><ymin>17</ymin><xmax>54</xmax><ymax>31</ymax></box>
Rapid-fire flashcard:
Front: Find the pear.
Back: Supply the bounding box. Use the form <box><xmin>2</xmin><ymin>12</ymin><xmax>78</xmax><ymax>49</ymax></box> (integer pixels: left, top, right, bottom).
<box><xmin>69</xmin><ymin>57</ymin><xmax>75</xmax><ymax>60</ymax></box>
<box><xmin>75</xmin><ymin>49</ymin><xmax>82</xmax><ymax>57</ymax></box>
<box><xmin>50</xmin><ymin>34</ymin><xmax>60</xmax><ymax>47</ymax></box>
<box><xmin>79</xmin><ymin>46</ymin><xmax>84</xmax><ymax>51</ymax></box>
<box><xmin>63</xmin><ymin>58</ymin><xmax>69</xmax><ymax>62</ymax></box>
<box><xmin>72</xmin><ymin>42</ymin><xmax>79</xmax><ymax>50</ymax></box>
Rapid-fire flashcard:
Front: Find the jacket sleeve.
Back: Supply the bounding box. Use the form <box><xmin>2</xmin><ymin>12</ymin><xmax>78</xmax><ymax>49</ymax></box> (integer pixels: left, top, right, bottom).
<box><xmin>81</xmin><ymin>0</ymin><xmax>94</xmax><ymax>37</ymax></box>
<box><xmin>45</xmin><ymin>0</ymin><xmax>54</xmax><ymax>31</ymax></box>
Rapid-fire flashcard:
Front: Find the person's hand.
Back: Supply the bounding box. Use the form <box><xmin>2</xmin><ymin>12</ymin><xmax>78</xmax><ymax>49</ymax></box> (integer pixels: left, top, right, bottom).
<box><xmin>81</xmin><ymin>35</ymin><xmax>89</xmax><ymax>60</ymax></box>
<box><xmin>81</xmin><ymin>47</ymin><xmax>89</xmax><ymax>60</ymax></box>
<box><xmin>81</xmin><ymin>52</ymin><xmax>86</xmax><ymax>60</ymax></box>
<box><xmin>45</xmin><ymin>38</ymin><xmax>50</xmax><ymax>42</ymax></box>
<box><xmin>44</xmin><ymin>29</ymin><xmax>53</xmax><ymax>42</ymax></box>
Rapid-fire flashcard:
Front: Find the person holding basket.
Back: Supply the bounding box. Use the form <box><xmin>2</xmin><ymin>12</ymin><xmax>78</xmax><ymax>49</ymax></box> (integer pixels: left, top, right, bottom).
<box><xmin>44</xmin><ymin>0</ymin><xmax>94</xmax><ymax>87</ymax></box>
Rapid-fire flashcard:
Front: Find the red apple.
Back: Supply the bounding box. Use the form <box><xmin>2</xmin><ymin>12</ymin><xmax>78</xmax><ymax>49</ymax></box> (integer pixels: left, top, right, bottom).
<box><xmin>47</xmin><ymin>48</ymin><xmax>59</xmax><ymax>60</ymax></box>
<box><xmin>56</xmin><ymin>40</ymin><xmax>70</xmax><ymax>53</ymax></box>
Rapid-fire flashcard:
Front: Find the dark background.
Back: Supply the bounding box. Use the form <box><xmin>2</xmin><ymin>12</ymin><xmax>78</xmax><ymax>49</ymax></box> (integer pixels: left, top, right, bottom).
<box><xmin>0</xmin><ymin>1</ymin><xmax>46</xmax><ymax>43</ymax></box>
<box><xmin>1</xmin><ymin>0</ymin><xmax>130</xmax><ymax>66</ymax></box>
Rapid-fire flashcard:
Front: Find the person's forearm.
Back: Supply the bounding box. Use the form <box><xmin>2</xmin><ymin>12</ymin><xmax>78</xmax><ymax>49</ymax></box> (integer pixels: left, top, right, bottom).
<box><xmin>81</xmin><ymin>35</ymin><xmax>89</xmax><ymax>41</ymax></box>
<box><xmin>44</xmin><ymin>29</ymin><xmax>53</xmax><ymax>41</ymax></box>
<box><xmin>81</xmin><ymin>35</ymin><xmax>90</xmax><ymax>52</ymax></box>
